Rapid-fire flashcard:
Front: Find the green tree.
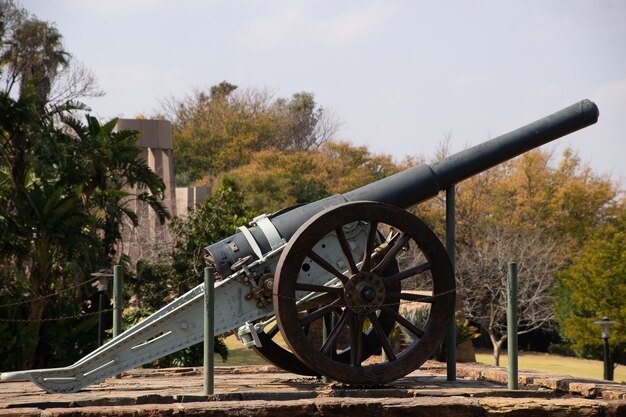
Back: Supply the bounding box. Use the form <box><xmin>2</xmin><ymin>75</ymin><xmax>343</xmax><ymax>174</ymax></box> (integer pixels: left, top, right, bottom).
<box><xmin>0</xmin><ymin>3</ymin><xmax>156</xmax><ymax>370</ymax></box>
<box><xmin>0</xmin><ymin>91</ymin><xmax>169</xmax><ymax>368</ymax></box>
<box><xmin>0</xmin><ymin>1</ymin><xmax>102</xmax><ymax>106</ymax></box>
<box><xmin>1</xmin><ymin>12</ymin><xmax>68</xmax><ymax>103</ymax></box>
<box><xmin>123</xmin><ymin>178</ymin><xmax>253</xmax><ymax>365</ymax></box>
<box><xmin>61</xmin><ymin>114</ymin><xmax>169</xmax><ymax>268</ymax></box>
<box><xmin>273</xmin><ymin>91</ymin><xmax>337</xmax><ymax>151</ymax></box>
<box><xmin>0</xmin><ymin>88</ymin><xmax>101</xmax><ymax>368</ymax></box>
<box><xmin>169</xmin><ymin>177</ymin><xmax>252</xmax><ymax>281</ymax></box>
<box><xmin>557</xmin><ymin>208</ymin><xmax>626</xmax><ymax>364</ymax></box>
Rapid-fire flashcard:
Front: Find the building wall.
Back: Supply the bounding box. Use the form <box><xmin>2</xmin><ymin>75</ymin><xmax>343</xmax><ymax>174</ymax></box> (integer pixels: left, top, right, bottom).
<box><xmin>175</xmin><ymin>184</ymin><xmax>211</xmax><ymax>218</ymax></box>
<box><xmin>115</xmin><ymin>119</ymin><xmax>210</xmax><ymax>263</ymax></box>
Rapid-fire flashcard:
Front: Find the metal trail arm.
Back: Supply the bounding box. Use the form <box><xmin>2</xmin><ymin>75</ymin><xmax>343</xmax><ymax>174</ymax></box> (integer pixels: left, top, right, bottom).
<box><xmin>0</xmin><ymin>278</ymin><xmax>275</xmax><ymax>393</ymax></box>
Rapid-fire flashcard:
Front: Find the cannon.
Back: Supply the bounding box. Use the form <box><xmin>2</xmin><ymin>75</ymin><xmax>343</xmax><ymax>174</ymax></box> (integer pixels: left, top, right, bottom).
<box><xmin>1</xmin><ymin>99</ymin><xmax>599</xmax><ymax>392</ymax></box>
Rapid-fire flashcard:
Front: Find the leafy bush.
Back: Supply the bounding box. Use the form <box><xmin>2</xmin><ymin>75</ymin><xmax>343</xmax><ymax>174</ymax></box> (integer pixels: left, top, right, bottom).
<box><xmin>547</xmin><ymin>343</ymin><xmax>576</xmax><ymax>357</ymax></box>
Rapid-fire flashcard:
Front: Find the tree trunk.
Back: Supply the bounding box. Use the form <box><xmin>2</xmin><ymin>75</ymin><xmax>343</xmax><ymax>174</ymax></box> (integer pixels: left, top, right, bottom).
<box><xmin>22</xmin><ymin>298</ymin><xmax>45</xmax><ymax>369</ymax></box>
<box><xmin>489</xmin><ymin>332</ymin><xmax>506</xmax><ymax>366</ymax></box>
<box><xmin>22</xmin><ymin>244</ymin><xmax>53</xmax><ymax>369</ymax></box>
<box><xmin>22</xmin><ymin>261</ymin><xmax>47</xmax><ymax>369</ymax></box>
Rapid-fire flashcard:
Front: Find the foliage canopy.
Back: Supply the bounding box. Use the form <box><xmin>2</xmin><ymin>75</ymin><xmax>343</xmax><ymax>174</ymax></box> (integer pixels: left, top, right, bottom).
<box><xmin>557</xmin><ymin>209</ymin><xmax>626</xmax><ymax>363</ymax></box>
<box><xmin>161</xmin><ymin>82</ymin><xmax>339</xmax><ymax>186</ymax></box>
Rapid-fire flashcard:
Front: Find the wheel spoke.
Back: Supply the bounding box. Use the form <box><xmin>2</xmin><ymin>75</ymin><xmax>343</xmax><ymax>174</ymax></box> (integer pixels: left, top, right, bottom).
<box><xmin>303</xmin><ymin>309</ymin><xmax>316</xmax><ymax>335</ymax></box>
<box><xmin>361</xmin><ymin>221</ymin><xmax>378</xmax><ymax>272</ymax></box>
<box><xmin>381</xmin><ymin>306</ymin><xmax>425</xmax><ymax>339</ymax></box>
<box><xmin>299</xmin><ymin>298</ymin><xmax>343</xmax><ymax>326</ymax></box>
<box><xmin>303</xmin><ymin>321</ymin><xmax>311</xmax><ymax>335</ymax></box>
<box><xmin>295</xmin><ymin>282</ymin><xmax>343</xmax><ymax>295</ymax></box>
<box><xmin>308</xmin><ymin>250</ymin><xmax>349</xmax><ymax>284</ymax></box>
<box><xmin>373</xmin><ymin>233</ymin><xmax>411</xmax><ymax>274</ymax></box>
<box><xmin>350</xmin><ymin>313</ymin><xmax>364</xmax><ymax>366</ymax></box>
<box><xmin>367</xmin><ymin>312</ymin><xmax>396</xmax><ymax>361</ymax></box>
<box><xmin>385</xmin><ymin>262</ymin><xmax>431</xmax><ymax>283</ymax></box>
<box><xmin>321</xmin><ymin>310</ymin><xmax>352</xmax><ymax>355</ymax></box>
<box><xmin>336</xmin><ymin>227</ymin><xmax>359</xmax><ymax>275</ymax></box>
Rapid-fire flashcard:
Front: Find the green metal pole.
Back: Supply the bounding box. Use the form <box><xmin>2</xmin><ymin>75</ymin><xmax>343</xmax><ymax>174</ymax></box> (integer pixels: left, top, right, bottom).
<box><xmin>204</xmin><ymin>267</ymin><xmax>215</xmax><ymax>395</ymax></box>
<box><xmin>97</xmin><ymin>291</ymin><xmax>105</xmax><ymax>347</ymax></box>
<box><xmin>445</xmin><ymin>186</ymin><xmax>456</xmax><ymax>381</ymax></box>
<box><xmin>113</xmin><ymin>265</ymin><xmax>123</xmax><ymax>379</ymax></box>
<box><xmin>113</xmin><ymin>265</ymin><xmax>123</xmax><ymax>339</ymax></box>
<box><xmin>507</xmin><ymin>261</ymin><xmax>518</xmax><ymax>390</ymax></box>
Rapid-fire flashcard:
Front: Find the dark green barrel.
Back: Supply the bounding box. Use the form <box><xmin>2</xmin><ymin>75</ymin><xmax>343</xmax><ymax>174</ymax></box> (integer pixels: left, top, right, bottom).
<box><xmin>343</xmin><ymin>99</ymin><xmax>599</xmax><ymax>208</ymax></box>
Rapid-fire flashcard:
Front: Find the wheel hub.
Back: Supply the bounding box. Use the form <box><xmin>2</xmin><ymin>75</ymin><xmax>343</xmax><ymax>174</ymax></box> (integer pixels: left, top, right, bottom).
<box><xmin>344</xmin><ymin>271</ymin><xmax>386</xmax><ymax>313</ymax></box>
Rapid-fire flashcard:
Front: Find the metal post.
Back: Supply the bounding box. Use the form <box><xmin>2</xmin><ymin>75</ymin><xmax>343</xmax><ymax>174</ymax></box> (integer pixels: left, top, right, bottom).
<box><xmin>91</xmin><ymin>270</ymin><xmax>112</xmax><ymax>348</ymax></box>
<box><xmin>204</xmin><ymin>267</ymin><xmax>215</xmax><ymax>395</ymax></box>
<box><xmin>445</xmin><ymin>186</ymin><xmax>456</xmax><ymax>381</ymax></box>
<box><xmin>97</xmin><ymin>291</ymin><xmax>105</xmax><ymax>347</ymax></box>
<box><xmin>507</xmin><ymin>262</ymin><xmax>518</xmax><ymax>390</ymax></box>
<box><xmin>603</xmin><ymin>337</ymin><xmax>611</xmax><ymax>381</ymax></box>
<box><xmin>113</xmin><ymin>265</ymin><xmax>123</xmax><ymax>378</ymax></box>
<box><xmin>594</xmin><ymin>317</ymin><xmax>615</xmax><ymax>381</ymax></box>
<box><xmin>113</xmin><ymin>265</ymin><xmax>122</xmax><ymax>339</ymax></box>
<box><xmin>608</xmin><ymin>345</ymin><xmax>614</xmax><ymax>381</ymax></box>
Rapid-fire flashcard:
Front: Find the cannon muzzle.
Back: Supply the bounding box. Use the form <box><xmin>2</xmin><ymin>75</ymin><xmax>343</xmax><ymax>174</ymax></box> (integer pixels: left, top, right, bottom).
<box><xmin>344</xmin><ymin>99</ymin><xmax>599</xmax><ymax>207</ymax></box>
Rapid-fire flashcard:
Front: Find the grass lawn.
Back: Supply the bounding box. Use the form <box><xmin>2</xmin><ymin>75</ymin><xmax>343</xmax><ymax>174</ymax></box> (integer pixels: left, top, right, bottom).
<box><xmin>218</xmin><ymin>334</ymin><xmax>280</xmax><ymax>366</ymax></box>
<box><xmin>475</xmin><ymin>350</ymin><xmax>626</xmax><ymax>383</ymax></box>
<box><xmin>220</xmin><ymin>335</ymin><xmax>625</xmax><ymax>384</ymax></box>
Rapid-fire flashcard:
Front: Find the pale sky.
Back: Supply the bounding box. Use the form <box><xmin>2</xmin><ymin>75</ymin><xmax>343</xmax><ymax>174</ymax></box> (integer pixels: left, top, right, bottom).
<box><xmin>21</xmin><ymin>0</ymin><xmax>626</xmax><ymax>185</ymax></box>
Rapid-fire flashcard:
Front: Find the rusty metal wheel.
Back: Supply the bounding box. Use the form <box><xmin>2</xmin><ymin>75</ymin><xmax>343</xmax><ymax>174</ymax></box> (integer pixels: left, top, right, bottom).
<box><xmin>252</xmin><ymin>255</ymin><xmax>400</xmax><ymax>376</ymax></box>
<box><xmin>273</xmin><ymin>201</ymin><xmax>455</xmax><ymax>385</ymax></box>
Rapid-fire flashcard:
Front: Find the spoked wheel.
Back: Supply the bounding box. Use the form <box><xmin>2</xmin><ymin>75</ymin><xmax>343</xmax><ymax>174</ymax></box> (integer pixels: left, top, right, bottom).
<box><xmin>273</xmin><ymin>201</ymin><xmax>455</xmax><ymax>385</ymax></box>
<box><xmin>252</xmin><ymin>258</ymin><xmax>401</xmax><ymax>376</ymax></box>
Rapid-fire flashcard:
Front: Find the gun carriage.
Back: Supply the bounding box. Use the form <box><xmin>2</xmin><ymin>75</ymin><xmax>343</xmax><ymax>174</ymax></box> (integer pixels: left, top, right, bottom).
<box><xmin>1</xmin><ymin>100</ymin><xmax>599</xmax><ymax>392</ymax></box>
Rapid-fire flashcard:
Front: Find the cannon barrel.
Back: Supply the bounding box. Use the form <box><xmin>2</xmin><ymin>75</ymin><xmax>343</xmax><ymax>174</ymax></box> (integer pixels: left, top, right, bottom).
<box><xmin>344</xmin><ymin>99</ymin><xmax>599</xmax><ymax>208</ymax></box>
<box><xmin>206</xmin><ymin>99</ymin><xmax>599</xmax><ymax>279</ymax></box>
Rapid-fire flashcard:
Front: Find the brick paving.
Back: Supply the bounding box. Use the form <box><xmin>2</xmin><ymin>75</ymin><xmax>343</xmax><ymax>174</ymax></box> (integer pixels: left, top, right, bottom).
<box><xmin>1</xmin><ymin>362</ymin><xmax>625</xmax><ymax>416</ymax></box>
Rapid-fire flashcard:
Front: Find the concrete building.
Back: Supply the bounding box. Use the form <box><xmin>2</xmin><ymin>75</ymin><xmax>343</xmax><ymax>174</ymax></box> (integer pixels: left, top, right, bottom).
<box><xmin>115</xmin><ymin>119</ymin><xmax>210</xmax><ymax>262</ymax></box>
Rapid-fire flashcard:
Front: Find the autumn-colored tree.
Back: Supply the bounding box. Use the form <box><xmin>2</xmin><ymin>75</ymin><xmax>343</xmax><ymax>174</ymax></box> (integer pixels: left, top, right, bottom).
<box><xmin>220</xmin><ymin>150</ymin><xmax>328</xmax><ymax>213</ymax></box>
<box><xmin>413</xmin><ymin>148</ymin><xmax>620</xmax><ymax>365</ymax></box>
<box><xmin>160</xmin><ymin>82</ymin><xmax>338</xmax><ymax>186</ymax></box>
<box><xmin>221</xmin><ymin>140</ymin><xmax>399</xmax><ymax>213</ymax></box>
